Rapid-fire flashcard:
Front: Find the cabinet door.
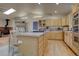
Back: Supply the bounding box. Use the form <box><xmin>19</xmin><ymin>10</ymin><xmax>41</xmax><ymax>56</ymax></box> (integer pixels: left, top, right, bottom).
<box><xmin>43</xmin><ymin>33</ymin><xmax>49</xmax><ymax>55</ymax></box>
<box><xmin>18</xmin><ymin>36</ymin><xmax>38</xmax><ymax>56</ymax></box>
<box><xmin>64</xmin><ymin>32</ymin><xmax>73</xmax><ymax>47</ymax></box>
<box><xmin>38</xmin><ymin>36</ymin><xmax>44</xmax><ymax>56</ymax></box>
<box><xmin>50</xmin><ymin>32</ymin><xmax>63</xmax><ymax>40</ymax></box>
<box><xmin>72</xmin><ymin>4</ymin><xmax>79</xmax><ymax>14</ymax></box>
<box><xmin>64</xmin><ymin>32</ymin><xmax>69</xmax><ymax>45</ymax></box>
<box><xmin>46</xmin><ymin>20</ymin><xmax>51</xmax><ymax>26</ymax></box>
<box><xmin>62</xmin><ymin>16</ymin><xmax>69</xmax><ymax>26</ymax></box>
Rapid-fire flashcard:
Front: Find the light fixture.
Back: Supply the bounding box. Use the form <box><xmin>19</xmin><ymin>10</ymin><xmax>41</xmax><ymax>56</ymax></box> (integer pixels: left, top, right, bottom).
<box><xmin>38</xmin><ymin>3</ymin><xmax>41</xmax><ymax>4</ymax></box>
<box><xmin>56</xmin><ymin>3</ymin><xmax>59</xmax><ymax>5</ymax></box>
<box><xmin>33</xmin><ymin>16</ymin><xmax>42</xmax><ymax>18</ymax></box>
<box><xmin>3</xmin><ymin>8</ymin><xmax>16</xmax><ymax>15</ymax></box>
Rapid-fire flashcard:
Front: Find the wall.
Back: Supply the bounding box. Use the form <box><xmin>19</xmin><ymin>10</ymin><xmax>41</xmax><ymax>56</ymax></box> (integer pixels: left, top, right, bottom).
<box><xmin>0</xmin><ymin>19</ymin><xmax>4</xmax><ymax>27</ymax></box>
<box><xmin>0</xmin><ymin>18</ymin><xmax>13</xmax><ymax>27</ymax></box>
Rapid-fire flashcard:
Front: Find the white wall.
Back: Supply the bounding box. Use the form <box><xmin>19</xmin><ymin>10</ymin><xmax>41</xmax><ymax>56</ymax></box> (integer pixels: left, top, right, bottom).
<box><xmin>0</xmin><ymin>18</ymin><xmax>13</xmax><ymax>27</ymax></box>
<box><xmin>26</xmin><ymin>19</ymin><xmax>33</xmax><ymax>32</ymax></box>
<box><xmin>0</xmin><ymin>19</ymin><xmax>4</xmax><ymax>27</ymax></box>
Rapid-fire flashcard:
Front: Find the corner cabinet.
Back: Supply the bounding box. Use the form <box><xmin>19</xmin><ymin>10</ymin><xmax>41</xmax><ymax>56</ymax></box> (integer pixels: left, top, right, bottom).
<box><xmin>64</xmin><ymin>31</ymin><xmax>73</xmax><ymax>47</ymax></box>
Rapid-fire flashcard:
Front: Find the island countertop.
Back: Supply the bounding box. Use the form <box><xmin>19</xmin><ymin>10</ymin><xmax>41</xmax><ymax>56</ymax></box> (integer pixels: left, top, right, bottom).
<box><xmin>16</xmin><ymin>32</ymin><xmax>44</xmax><ymax>37</ymax></box>
<box><xmin>16</xmin><ymin>31</ymin><xmax>63</xmax><ymax>37</ymax></box>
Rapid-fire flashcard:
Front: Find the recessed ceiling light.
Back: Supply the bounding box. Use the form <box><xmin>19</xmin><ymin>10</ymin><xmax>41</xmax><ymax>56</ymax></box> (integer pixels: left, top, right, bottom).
<box><xmin>54</xmin><ymin>10</ymin><xmax>57</xmax><ymax>13</ymax></box>
<box><xmin>3</xmin><ymin>8</ymin><xmax>16</xmax><ymax>15</ymax></box>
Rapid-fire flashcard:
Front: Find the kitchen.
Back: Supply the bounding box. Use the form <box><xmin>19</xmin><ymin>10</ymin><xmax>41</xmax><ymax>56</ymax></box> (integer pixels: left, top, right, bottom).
<box><xmin>0</xmin><ymin>3</ymin><xmax>79</xmax><ymax>56</ymax></box>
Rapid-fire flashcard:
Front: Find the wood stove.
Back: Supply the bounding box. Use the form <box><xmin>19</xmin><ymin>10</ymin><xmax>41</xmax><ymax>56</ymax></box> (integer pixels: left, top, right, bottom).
<box><xmin>2</xmin><ymin>19</ymin><xmax>10</xmax><ymax>35</ymax></box>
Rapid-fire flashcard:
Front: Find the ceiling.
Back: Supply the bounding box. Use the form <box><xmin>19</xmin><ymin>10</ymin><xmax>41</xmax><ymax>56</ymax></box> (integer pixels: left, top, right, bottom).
<box><xmin>0</xmin><ymin>3</ymin><xmax>72</xmax><ymax>20</ymax></box>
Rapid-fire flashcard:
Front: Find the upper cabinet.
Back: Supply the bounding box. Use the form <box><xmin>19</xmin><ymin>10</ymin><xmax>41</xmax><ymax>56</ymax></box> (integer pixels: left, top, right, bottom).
<box><xmin>45</xmin><ymin>19</ymin><xmax>62</xmax><ymax>27</ymax></box>
<box><xmin>72</xmin><ymin>4</ymin><xmax>79</xmax><ymax>15</ymax></box>
<box><xmin>62</xmin><ymin>16</ymin><xmax>69</xmax><ymax>26</ymax></box>
<box><xmin>61</xmin><ymin>4</ymin><xmax>79</xmax><ymax>27</ymax></box>
<box><xmin>50</xmin><ymin>19</ymin><xmax>62</xmax><ymax>26</ymax></box>
<box><xmin>45</xmin><ymin>19</ymin><xmax>51</xmax><ymax>26</ymax></box>
<box><xmin>39</xmin><ymin>20</ymin><xmax>46</xmax><ymax>27</ymax></box>
<box><xmin>39</xmin><ymin>19</ymin><xmax>62</xmax><ymax>27</ymax></box>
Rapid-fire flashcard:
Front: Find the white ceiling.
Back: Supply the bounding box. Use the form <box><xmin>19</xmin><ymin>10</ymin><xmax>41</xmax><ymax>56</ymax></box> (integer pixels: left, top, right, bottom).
<box><xmin>0</xmin><ymin>3</ymin><xmax>72</xmax><ymax>19</ymax></box>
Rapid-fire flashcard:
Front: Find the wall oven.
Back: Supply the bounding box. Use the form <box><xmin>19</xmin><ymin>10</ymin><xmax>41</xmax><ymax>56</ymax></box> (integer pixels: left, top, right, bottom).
<box><xmin>73</xmin><ymin>12</ymin><xmax>79</xmax><ymax>50</ymax></box>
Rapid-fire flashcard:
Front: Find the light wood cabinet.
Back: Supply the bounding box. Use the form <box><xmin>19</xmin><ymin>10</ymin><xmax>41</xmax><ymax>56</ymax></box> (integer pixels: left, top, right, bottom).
<box><xmin>71</xmin><ymin>4</ymin><xmax>79</xmax><ymax>55</ymax></box>
<box><xmin>72</xmin><ymin>4</ymin><xmax>79</xmax><ymax>15</ymax></box>
<box><xmin>38</xmin><ymin>35</ymin><xmax>44</xmax><ymax>56</ymax></box>
<box><xmin>17</xmin><ymin>35</ymin><xmax>44</xmax><ymax>56</ymax></box>
<box><xmin>64</xmin><ymin>31</ymin><xmax>79</xmax><ymax>55</ymax></box>
<box><xmin>45</xmin><ymin>19</ymin><xmax>51</xmax><ymax>26</ymax></box>
<box><xmin>50</xmin><ymin>19</ymin><xmax>62</xmax><ymax>26</ymax></box>
<box><xmin>64</xmin><ymin>31</ymin><xmax>73</xmax><ymax>47</ymax></box>
<box><xmin>43</xmin><ymin>32</ymin><xmax>49</xmax><ymax>55</ymax></box>
<box><xmin>62</xmin><ymin>16</ymin><xmax>69</xmax><ymax>26</ymax></box>
<box><xmin>43</xmin><ymin>31</ymin><xmax>63</xmax><ymax>40</ymax></box>
<box><xmin>48</xmin><ymin>31</ymin><xmax>64</xmax><ymax>40</ymax></box>
<box><xmin>45</xmin><ymin>19</ymin><xmax>62</xmax><ymax>26</ymax></box>
<box><xmin>18</xmin><ymin>36</ymin><xmax>38</xmax><ymax>56</ymax></box>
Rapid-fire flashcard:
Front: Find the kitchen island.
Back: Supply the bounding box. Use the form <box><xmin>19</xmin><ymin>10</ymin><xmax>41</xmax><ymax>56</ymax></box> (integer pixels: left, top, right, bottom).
<box><xmin>17</xmin><ymin>32</ymin><xmax>47</xmax><ymax>56</ymax></box>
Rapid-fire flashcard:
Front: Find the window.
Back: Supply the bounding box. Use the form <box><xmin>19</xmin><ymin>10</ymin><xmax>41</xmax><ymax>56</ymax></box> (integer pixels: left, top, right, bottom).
<box><xmin>33</xmin><ymin>21</ymin><xmax>39</xmax><ymax>31</ymax></box>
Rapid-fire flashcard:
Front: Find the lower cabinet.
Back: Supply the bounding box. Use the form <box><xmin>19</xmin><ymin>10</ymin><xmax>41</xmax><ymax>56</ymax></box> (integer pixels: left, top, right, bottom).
<box><xmin>64</xmin><ymin>31</ymin><xmax>73</xmax><ymax>47</ymax></box>
<box><xmin>17</xmin><ymin>35</ymin><xmax>48</xmax><ymax>56</ymax></box>
<box><xmin>64</xmin><ymin>31</ymin><xmax>79</xmax><ymax>55</ymax></box>
<box><xmin>49</xmin><ymin>31</ymin><xmax>64</xmax><ymax>40</ymax></box>
<box><xmin>18</xmin><ymin>36</ymin><xmax>38</xmax><ymax>56</ymax></box>
<box><xmin>38</xmin><ymin>35</ymin><xmax>44</xmax><ymax>56</ymax></box>
<box><xmin>43</xmin><ymin>32</ymin><xmax>49</xmax><ymax>55</ymax></box>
